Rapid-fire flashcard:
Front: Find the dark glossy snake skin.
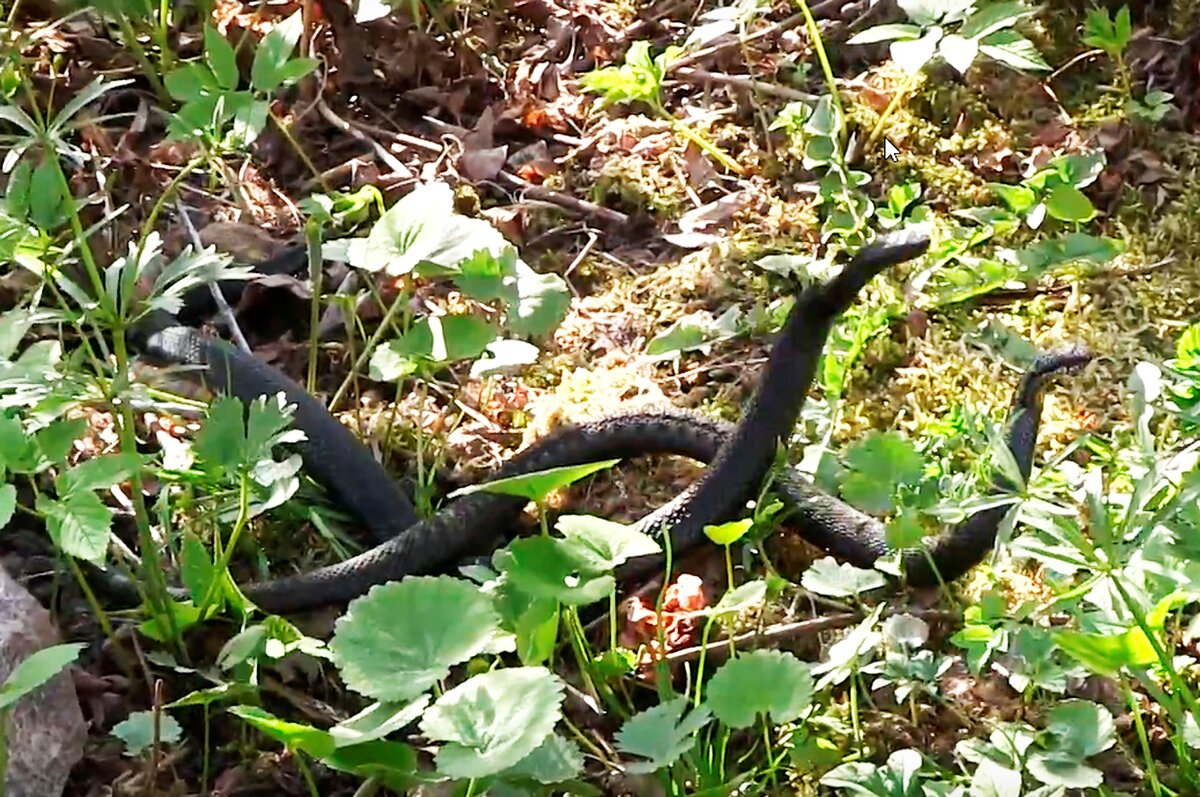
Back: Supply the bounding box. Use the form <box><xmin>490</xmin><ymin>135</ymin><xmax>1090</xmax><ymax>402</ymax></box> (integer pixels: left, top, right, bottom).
<box><xmin>99</xmin><ymin>228</ymin><xmax>1088</xmax><ymax>613</ymax></box>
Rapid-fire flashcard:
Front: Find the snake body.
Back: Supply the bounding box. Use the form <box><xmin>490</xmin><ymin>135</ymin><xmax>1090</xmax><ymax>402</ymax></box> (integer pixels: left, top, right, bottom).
<box><xmin>101</xmin><ymin>228</ymin><xmax>1088</xmax><ymax>613</ymax></box>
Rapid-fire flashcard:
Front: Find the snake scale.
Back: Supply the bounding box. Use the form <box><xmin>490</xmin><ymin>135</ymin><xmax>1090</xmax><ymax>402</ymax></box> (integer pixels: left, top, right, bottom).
<box><xmin>97</xmin><ymin>228</ymin><xmax>1090</xmax><ymax>613</ymax></box>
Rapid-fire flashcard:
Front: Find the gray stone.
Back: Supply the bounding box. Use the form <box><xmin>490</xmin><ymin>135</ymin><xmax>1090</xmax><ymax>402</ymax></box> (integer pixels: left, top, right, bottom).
<box><xmin>0</xmin><ymin>565</ymin><xmax>86</xmax><ymax>797</ymax></box>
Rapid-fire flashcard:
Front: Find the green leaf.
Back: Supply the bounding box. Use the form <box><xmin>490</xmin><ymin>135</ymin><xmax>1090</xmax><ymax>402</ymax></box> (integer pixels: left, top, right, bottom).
<box><xmin>494</xmin><ymin>537</ymin><xmax>616</xmax><ymax>606</ymax></box>
<box><xmin>705</xmin><ymin>649</ymin><xmax>814</xmax><ymax>728</ymax></box>
<box><xmin>111</xmin><ymin>710</ymin><xmax>183</xmax><ymax>755</ymax></box>
<box><xmin>580</xmin><ymin>41</ymin><xmax>663</xmax><ymax>107</ymax></box>
<box><xmin>507</xmin><ymin>263</ymin><xmax>570</xmax><ymax>339</ymax></box>
<box><xmin>321</xmin><ymin>739</ymin><xmax>418</xmax><ymax>791</ymax></box>
<box><xmin>166</xmin><ymin>681</ymin><xmax>254</xmax><ymax>708</ymax></box>
<box><xmin>57</xmin><ymin>451</ymin><xmax>141</xmax><ymax>498</ymax></box>
<box><xmin>179</xmin><ymin>532</ymin><xmax>216</xmax><ymax>604</ymax></box>
<box><xmin>354</xmin><ymin>182</ymin><xmax>453</xmax><ymax>275</ymax></box>
<box><xmin>711</xmin><ymin>579</ymin><xmax>768</xmax><ymax>620</ymax></box>
<box><xmin>29</xmin><ymin>159</ymin><xmax>63</xmax><ymax>230</ymax></box>
<box><xmin>555</xmin><ymin>514</ymin><xmax>662</xmax><ymax>570</ymax></box>
<box><xmin>330</xmin><ymin>576</ymin><xmax>507</xmax><ymax>702</ymax></box>
<box><xmin>1044</xmin><ymin>699</ymin><xmax>1116</xmax><ymax>758</ymax></box>
<box><xmin>897</xmin><ymin>0</ymin><xmax>966</xmax><ymax>25</ymax></box>
<box><xmin>0</xmin><ymin>643</ymin><xmax>83</xmax><ymax>711</ymax></box>
<box><xmin>204</xmin><ymin>24</ymin><xmax>240</xmax><ymax>90</ymax></box>
<box><xmin>470</xmin><ymin>339</ymin><xmax>541</xmax><ymax>378</ymax></box>
<box><xmin>1014</xmin><ymin>233</ymin><xmax>1124</xmax><ymax>275</ymax></box>
<box><xmin>958</xmin><ymin>2</ymin><xmax>1033</xmax><ymax>40</ymax></box>
<box><xmin>450</xmin><ymin>459</ymin><xmax>619</xmax><ymax>501</ymax></box>
<box><xmin>330</xmin><ymin>696</ymin><xmax>431</xmax><ymax>748</ymax></box>
<box><xmin>37</xmin><ymin>491</ymin><xmax>111</xmax><ymax>564</ymax></box>
<box><xmin>846</xmin><ymin>23</ymin><xmax>923</xmax><ymax>45</ymax></box>
<box><xmin>250</xmin><ymin>10</ymin><xmax>306</xmax><ymax>92</ymax></box>
<box><xmin>501</xmin><ymin>733</ymin><xmax>584</xmax><ymax>784</ymax></box>
<box><xmin>979</xmin><ymin>29</ymin><xmax>1050</xmax><ymax>71</ymax></box>
<box><xmin>193</xmin><ymin>395</ymin><xmax>247</xmax><ymax>474</ymax></box>
<box><xmin>615</xmin><ymin>697</ymin><xmax>712</xmax><ymax>774</ymax></box>
<box><xmin>939</xmin><ymin>33</ymin><xmax>979</xmax><ymax>73</ymax></box>
<box><xmin>164</xmin><ymin>62</ymin><xmax>219</xmax><ymax>103</ymax></box>
<box><xmin>272</xmin><ymin>57</ymin><xmax>318</xmax><ymax>87</ymax></box>
<box><xmin>801</xmin><ymin>557</ymin><xmax>887</xmax><ymax>597</ymax></box>
<box><xmin>385</xmin><ymin>314</ymin><xmax>498</xmax><ymax>367</ymax></box>
<box><xmin>987</xmin><ymin>182</ymin><xmax>1037</xmax><ymax>214</ymax></box>
<box><xmin>0</xmin><ymin>484</ymin><xmax>15</xmax><ymax>531</ymax></box>
<box><xmin>419</xmin><ymin>667</ymin><xmax>565</xmax><ymax>778</ymax></box>
<box><xmin>1043</xmin><ymin>184</ymin><xmax>1097</xmax><ymax>222</ymax></box>
<box><xmin>229</xmin><ymin>705</ymin><xmax>336</xmax><ymax>758</ymax></box>
<box><xmin>704</xmin><ymin>517</ymin><xmax>753</xmax><ymax>546</ymax></box>
<box><xmin>1175</xmin><ymin>323</ymin><xmax>1200</xmax><ymax>370</ymax></box>
<box><xmin>891</xmin><ymin>26</ymin><xmax>943</xmax><ymax>74</ymax></box>
<box><xmin>840</xmin><ymin>431</ymin><xmax>924</xmax><ymax>514</ymax></box>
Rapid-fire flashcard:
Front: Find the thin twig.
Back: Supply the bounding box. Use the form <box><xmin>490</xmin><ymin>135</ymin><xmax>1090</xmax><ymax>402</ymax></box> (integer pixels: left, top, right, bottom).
<box><xmin>174</xmin><ymin>200</ymin><xmax>252</xmax><ymax>354</ymax></box>
<box><xmin>316</xmin><ymin>99</ymin><xmax>413</xmax><ymax>177</ymax></box>
<box><xmin>664</xmin><ymin>608</ymin><xmax>960</xmax><ymax>664</ymax></box>
<box><xmin>671</xmin><ymin>67</ymin><xmax>819</xmax><ymax>102</ymax></box>
<box><xmin>496</xmin><ymin>172</ymin><xmax>630</xmax><ymax>227</ymax></box>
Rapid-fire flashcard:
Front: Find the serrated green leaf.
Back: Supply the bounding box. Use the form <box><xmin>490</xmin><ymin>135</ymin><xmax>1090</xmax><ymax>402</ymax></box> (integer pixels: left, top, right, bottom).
<box><xmin>980</xmin><ymin>29</ymin><xmax>1050</xmax><ymax>71</ymax></box>
<box><xmin>330</xmin><ymin>696</ymin><xmax>430</xmax><ymax>747</ymax></box>
<box><xmin>616</xmin><ymin>697</ymin><xmax>712</xmax><ymax>774</ymax></box>
<box><xmin>111</xmin><ymin>710</ymin><xmax>183</xmax><ymax>755</ymax></box>
<box><xmin>330</xmin><ymin>576</ymin><xmax>507</xmax><ymax>702</ymax></box>
<box><xmin>501</xmin><ymin>733</ymin><xmax>584</xmax><ymax>784</ymax></box>
<box><xmin>37</xmin><ymin>491</ymin><xmax>111</xmax><ymax>564</ymax></box>
<box><xmin>420</xmin><ymin>667</ymin><xmax>565</xmax><ymax>779</ymax></box>
<box><xmin>840</xmin><ymin>431</ymin><xmax>924</xmax><ymax>514</ymax></box>
<box><xmin>801</xmin><ymin>556</ymin><xmax>887</xmax><ymax>597</ymax></box>
<box><xmin>958</xmin><ymin>2</ymin><xmax>1032</xmax><ymax>40</ymax></box>
<box><xmin>0</xmin><ymin>642</ymin><xmax>83</xmax><ymax>711</ymax></box>
<box><xmin>705</xmin><ymin>649</ymin><xmax>814</xmax><ymax>728</ymax></box>
<box><xmin>57</xmin><ymin>451</ymin><xmax>141</xmax><ymax>498</ymax></box>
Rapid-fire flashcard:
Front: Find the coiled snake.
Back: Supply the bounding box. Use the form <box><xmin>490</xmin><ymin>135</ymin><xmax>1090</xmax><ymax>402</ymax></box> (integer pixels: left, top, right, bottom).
<box><xmin>97</xmin><ymin>228</ymin><xmax>1090</xmax><ymax>613</ymax></box>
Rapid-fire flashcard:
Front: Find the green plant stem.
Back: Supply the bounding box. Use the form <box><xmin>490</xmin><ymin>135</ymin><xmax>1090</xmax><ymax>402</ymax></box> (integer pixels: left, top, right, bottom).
<box><xmin>0</xmin><ymin>711</ymin><xmax>7</xmax><ymax>797</ymax></box>
<box><xmin>863</xmin><ymin>73</ymin><xmax>920</xmax><ymax>156</ymax></box>
<box><xmin>651</xmin><ymin>103</ymin><xmax>743</xmax><ymax>175</ymax></box>
<box><xmin>294</xmin><ymin>752</ymin><xmax>320</xmax><ymax>797</ymax></box>
<box><xmin>270</xmin><ymin>113</ymin><xmax>327</xmax><ymax>185</ymax></box>
<box><xmin>328</xmin><ymin>286</ymin><xmax>409</xmax><ymax>412</ymax></box>
<box><xmin>304</xmin><ymin>221</ymin><xmax>323</xmax><ymax>395</ymax></box>
<box><xmin>113</xmin><ymin>15</ymin><xmax>169</xmax><ymax>103</ymax></box>
<box><xmin>1126</xmin><ymin>681</ymin><xmax>1164</xmax><ymax>797</ymax></box>
<box><xmin>795</xmin><ymin>0</ymin><xmax>843</xmax><ymax>130</ymax></box>
<box><xmin>198</xmin><ymin>471</ymin><xmax>252</xmax><ymax>613</ymax></box>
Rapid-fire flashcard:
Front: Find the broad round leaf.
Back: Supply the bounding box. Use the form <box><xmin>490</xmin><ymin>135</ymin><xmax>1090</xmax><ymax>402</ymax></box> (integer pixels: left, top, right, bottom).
<box><xmin>331</xmin><ymin>577</ymin><xmax>506</xmax><ymax>702</ymax></box>
<box><xmin>705</xmin><ymin>650</ymin><xmax>814</xmax><ymax>728</ymax></box>
<box><xmin>111</xmin><ymin>710</ymin><xmax>183</xmax><ymax>755</ymax></box>
<box><xmin>501</xmin><ymin>733</ymin><xmax>584</xmax><ymax>784</ymax></box>
<box><xmin>494</xmin><ymin>537</ymin><xmax>615</xmax><ymax>606</ymax></box>
<box><xmin>891</xmin><ymin>26</ymin><xmax>943</xmax><ymax>74</ymax></box>
<box><xmin>419</xmin><ymin>667</ymin><xmax>565</xmax><ymax>779</ymax></box>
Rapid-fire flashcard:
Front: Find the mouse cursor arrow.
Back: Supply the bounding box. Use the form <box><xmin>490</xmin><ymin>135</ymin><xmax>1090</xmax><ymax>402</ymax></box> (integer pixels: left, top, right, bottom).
<box><xmin>883</xmin><ymin>139</ymin><xmax>900</xmax><ymax>161</ymax></box>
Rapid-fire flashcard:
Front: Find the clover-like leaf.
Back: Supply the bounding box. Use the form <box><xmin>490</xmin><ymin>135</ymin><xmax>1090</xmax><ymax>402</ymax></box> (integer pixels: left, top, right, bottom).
<box><xmin>330</xmin><ymin>577</ymin><xmax>507</xmax><ymax>702</ymax></box>
<box><xmin>419</xmin><ymin>667</ymin><xmax>565</xmax><ymax>779</ymax></box>
<box><xmin>615</xmin><ymin>697</ymin><xmax>712</xmax><ymax>774</ymax></box>
<box><xmin>705</xmin><ymin>650</ymin><xmax>814</xmax><ymax>728</ymax></box>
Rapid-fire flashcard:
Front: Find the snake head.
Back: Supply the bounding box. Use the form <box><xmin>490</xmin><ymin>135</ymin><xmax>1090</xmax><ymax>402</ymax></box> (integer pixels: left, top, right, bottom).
<box><xmin>822</xmin><ymin>225</ymin><xmax>932</xmax><ymax>308</ymax></box>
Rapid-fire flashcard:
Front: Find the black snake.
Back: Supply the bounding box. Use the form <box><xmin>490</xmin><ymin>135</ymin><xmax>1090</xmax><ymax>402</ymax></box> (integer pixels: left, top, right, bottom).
<box><xmin>97</xmin><ymin>228</ymin><xmax>1090</xmax><ymax>613</ymax></box>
